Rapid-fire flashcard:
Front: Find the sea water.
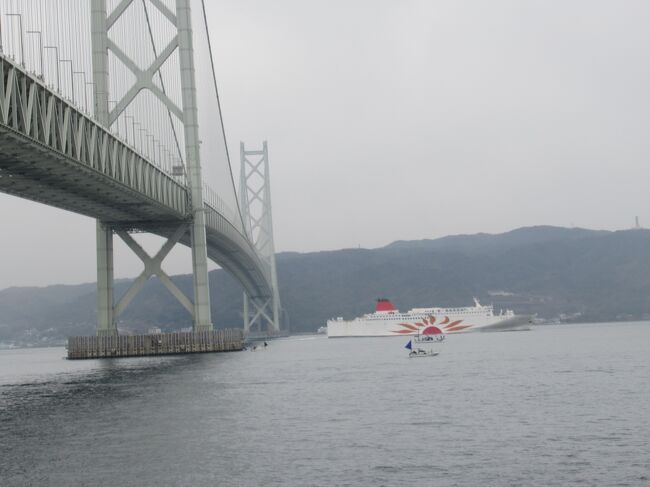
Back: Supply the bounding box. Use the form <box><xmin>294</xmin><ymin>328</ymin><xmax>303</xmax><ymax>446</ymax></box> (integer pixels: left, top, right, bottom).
<box><xmin>1</xmin><ymin>322</ymin><xmax>649</xmax><ymax>486</ymax></box>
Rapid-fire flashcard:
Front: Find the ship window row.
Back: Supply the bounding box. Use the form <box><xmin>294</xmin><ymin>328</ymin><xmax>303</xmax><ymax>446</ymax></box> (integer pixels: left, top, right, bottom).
<box><xmin>371</xmin><ymin>311</ymin><xmax>490</xmax><ymax>316</ymax></box>
<box><xmin>367</xmin><ymin>312</ymin><xmax>490</xmax><ymax>320</ymax></box>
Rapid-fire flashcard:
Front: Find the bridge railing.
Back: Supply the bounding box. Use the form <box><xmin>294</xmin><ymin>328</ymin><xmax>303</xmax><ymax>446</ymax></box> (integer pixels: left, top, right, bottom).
<box><xmin>202</xmin><ymin>196</ymin><xmax>273</xmax><ymax>294</ymax></box>
<box><xmin>202</xmin><ymin>182</ymin><xmax>245</xmax><ymax>234</ymax></box>
<box><xmin>0</xmin><ymin>54</ymin><xmax>188</xmax><ymax>217</ymax></box>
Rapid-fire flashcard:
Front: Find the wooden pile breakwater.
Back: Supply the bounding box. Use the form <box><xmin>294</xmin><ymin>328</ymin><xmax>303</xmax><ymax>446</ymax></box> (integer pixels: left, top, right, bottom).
<box><xmin>67</xmin><ymin>329</ymin><xmax>244</xmax><ymax>359</ymax></box>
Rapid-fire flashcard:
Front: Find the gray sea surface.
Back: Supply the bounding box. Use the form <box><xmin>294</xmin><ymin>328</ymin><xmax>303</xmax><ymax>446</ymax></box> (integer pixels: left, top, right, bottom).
<box><xmin>1</xmin><ymin>322</ymin><xmax>649</xmax><ymax>486</ymax></box>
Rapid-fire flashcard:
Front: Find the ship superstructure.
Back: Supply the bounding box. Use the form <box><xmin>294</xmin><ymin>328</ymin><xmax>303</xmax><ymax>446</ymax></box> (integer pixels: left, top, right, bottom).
<box><xmin>327</xmin><ymin>299</ymin><xmax>530</xmax><ymax>337</ymax></box>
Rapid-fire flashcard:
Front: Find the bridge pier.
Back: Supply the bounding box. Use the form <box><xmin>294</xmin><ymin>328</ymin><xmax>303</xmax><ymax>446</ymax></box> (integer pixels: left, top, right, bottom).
<box><xmin>89</xmin><ymin>0</ymin><xmax>214</xmax><ymax>335</ymax></box>
<box><xmin>96</xmin><ymin>222</ymin><xmax>116</xmax><ymax>337</ymax></box>
<box><xmin>92</xmin><ymin>0</ymin><xmax>116</xmax><ymax>337</ymax></box>
<box><xmin>178</xmin><ymin>0</ymin><xmax>212</xmax><ymax>332</ymax></box>
<box><xmin>68</xmin><ymin>330</ymin><xmax>244</xmax><ymax>360</ymax></box>
<box><xmin>240</xmin><ymin>142</ymin><xmax>282</xmax><ymax>335</ymax></box>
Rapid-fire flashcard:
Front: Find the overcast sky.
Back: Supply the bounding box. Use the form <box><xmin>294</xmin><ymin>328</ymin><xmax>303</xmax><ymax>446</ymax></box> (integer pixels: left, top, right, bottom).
<box><xmin>1</xmin><ymin>0</ymin><xmax>649</xmax><ymax>290</ymax></box>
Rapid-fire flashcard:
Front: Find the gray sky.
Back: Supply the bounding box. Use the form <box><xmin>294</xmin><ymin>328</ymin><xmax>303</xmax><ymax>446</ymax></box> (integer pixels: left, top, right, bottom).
<box><xmin>1</xmin><ymin>0</ymin><xmax>649</xmax><ymax>290</ymax></box>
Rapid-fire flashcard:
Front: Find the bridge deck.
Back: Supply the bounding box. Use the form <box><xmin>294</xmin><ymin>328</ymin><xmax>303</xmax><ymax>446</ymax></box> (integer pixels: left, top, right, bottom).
<box><xmin>0</xmin><ymin>54</ymin><xmax>273</xmax><ymax>300</ymax></box>
<box><xmin>0</xmin><ymin>128</ymin><xmax>186</xmax><ymax>223</ymax></box>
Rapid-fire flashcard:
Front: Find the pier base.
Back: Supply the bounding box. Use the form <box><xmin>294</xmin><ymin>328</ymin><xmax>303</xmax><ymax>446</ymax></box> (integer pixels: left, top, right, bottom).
<box><xmin>67</xmin><ymin>329</ymin><xmax>243</xmax><ymax>359</ymax></box>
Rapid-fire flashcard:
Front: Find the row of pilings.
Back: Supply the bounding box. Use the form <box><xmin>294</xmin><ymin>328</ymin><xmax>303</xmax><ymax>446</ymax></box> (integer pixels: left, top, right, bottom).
<box><xmin>67</xmin><ymin>329</ymin><xmax>244</xmax><ymax>359</ymax></box>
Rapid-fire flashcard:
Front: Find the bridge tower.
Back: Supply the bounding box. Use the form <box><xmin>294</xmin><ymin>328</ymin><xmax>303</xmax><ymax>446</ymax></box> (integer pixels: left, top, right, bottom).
<box><xmin>240</xmin><ymin>142</ymin><xmax>281</xmax><ymax>334</ymax></box>
<box><xmin>91</xmin><ymin>0</ymin><xmax>212</xmax><ymax>335</ymax></box>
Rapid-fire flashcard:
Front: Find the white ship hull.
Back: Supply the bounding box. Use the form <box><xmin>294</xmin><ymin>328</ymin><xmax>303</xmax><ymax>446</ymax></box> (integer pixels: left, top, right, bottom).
<box><xmin>327</xmin><ymin>300</ymin><xmax>531</xmax><ymax>338</ymax></box>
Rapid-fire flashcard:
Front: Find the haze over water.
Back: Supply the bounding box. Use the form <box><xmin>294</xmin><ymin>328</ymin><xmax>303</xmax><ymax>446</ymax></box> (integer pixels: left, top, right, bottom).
<box><xmin>1</xmin><ymin>322</ymin><xmax>649</xmax><ymax>486</ymax></box>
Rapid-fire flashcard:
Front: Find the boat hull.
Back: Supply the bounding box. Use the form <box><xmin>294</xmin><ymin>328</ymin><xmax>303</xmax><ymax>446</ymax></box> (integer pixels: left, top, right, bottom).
<box><xmin>409</xmin><ymin>350</ymin><xmax>439</xmax><ymax>358</ymax></box>
<box><xmin>327</xmin><ymin>314</ymin><xmax>532</xmax><ymax>338</ymax></box>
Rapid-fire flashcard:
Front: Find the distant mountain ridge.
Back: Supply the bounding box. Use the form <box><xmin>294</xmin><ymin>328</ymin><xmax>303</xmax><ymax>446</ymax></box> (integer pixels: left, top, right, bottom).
<box><xmin>385</xmin><ymin>226</ymin><xmax>610</xmax><ymax>253</ymax></box>
<box><xmin>2</xmin><ymin>225</ymin><xmax>650</xmax><ymax>345</ymax></box>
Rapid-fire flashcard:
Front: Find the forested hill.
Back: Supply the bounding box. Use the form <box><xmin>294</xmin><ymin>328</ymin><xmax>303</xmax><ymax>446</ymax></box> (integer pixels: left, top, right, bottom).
<box><xmin>2</xmin><ymin>225</ymin><xmax>650</xmax><ymax>345</ymax></box>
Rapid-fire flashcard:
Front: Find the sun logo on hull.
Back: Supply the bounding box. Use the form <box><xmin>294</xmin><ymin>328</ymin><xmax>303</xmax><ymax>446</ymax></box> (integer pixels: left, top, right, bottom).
<box><xmin>390</xmin><ymin>315</ymin><xmax>473</xmax><ymax>334</ymax></box>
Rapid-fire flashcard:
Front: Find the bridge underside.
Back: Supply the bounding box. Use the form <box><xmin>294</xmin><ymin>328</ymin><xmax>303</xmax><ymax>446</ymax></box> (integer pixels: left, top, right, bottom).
<box><xmin>170</xmin><ymin>226</ymin><xmax>271</xmax><ymax>301</ymax></box>
<box><xmin>0</xmin><ymin>127</ymin><xmax>185</xmax><ymax>223</ymax></box>
<box><xmin>0</xmin><ymin>127</ymin><xmax>272</xmax><ymax>301</ymax></box>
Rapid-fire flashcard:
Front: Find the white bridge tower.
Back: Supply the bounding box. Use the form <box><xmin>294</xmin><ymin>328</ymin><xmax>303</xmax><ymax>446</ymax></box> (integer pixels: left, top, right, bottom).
<box><xmin>91</xmin><ymin>0</ymin><xmax>212</xmax><ymax>335</ymax></box>
<box><xmin>239</xmin><ymin>141</ymin><xmax>282</xmax><ymax>334</ymax></box>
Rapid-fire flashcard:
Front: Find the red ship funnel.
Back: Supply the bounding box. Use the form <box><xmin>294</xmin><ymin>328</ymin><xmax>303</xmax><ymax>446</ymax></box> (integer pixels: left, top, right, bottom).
<box><xmin>375</xmin><ymin>299</ymin><xmax>396</xmax><ymax>312</ymax></box>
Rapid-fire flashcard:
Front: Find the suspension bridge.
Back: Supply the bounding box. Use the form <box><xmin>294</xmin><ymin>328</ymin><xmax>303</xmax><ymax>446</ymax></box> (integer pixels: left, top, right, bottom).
<box><xmin>0</xmin><ymin>0</ymin><xmax>282</xmax><ymax>352</ymax></box>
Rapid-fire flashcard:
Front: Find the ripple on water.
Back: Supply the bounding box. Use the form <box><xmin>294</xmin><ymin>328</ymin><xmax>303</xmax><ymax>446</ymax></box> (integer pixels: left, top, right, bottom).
<box><xmin>1</xmin><ymin>324</ymin><xmax>650</xmax><ymax>486</ymax></box>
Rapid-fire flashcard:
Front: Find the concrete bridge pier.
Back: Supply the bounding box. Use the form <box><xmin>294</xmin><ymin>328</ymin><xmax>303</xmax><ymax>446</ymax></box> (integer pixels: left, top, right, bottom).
<box><xmin>92</xmin><ymin>0</ymin><xmax>117</xmax><ymax>338</ymax></box>
<box><xmin>177</xmin><ymin>0</ymin><xmax>212</xmax><ymax>332</ymax></box>
<box><xmin>96</xmin><ymin>222</ymin><xmax>116</xmax><ymax>337</ymax></box>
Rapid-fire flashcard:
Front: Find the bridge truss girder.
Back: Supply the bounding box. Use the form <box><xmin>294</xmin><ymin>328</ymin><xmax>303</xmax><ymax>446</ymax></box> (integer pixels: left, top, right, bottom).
<box><xmin>0</xmin><ymin>56</ymin><xmax>187</xmax><ymax>221</ymax></box>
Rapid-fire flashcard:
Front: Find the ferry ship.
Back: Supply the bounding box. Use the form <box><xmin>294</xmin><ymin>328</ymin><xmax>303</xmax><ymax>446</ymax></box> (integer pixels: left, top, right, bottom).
<box><xmin>326</xmin><ymin>299</ymin><xmax>531</xmax><ymax>338</ymax></box>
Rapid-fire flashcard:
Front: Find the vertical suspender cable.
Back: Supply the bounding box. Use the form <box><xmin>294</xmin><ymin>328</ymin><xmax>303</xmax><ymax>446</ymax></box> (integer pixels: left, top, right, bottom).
<box><xmin>141</xmin><ymin>0</ymin><xmax>182</xmax><ymax>162</ymax></box>
<box><xmin>200</xmin><ymin>0</ymin><xmax>244</xmax><ymax>223</ymax></box>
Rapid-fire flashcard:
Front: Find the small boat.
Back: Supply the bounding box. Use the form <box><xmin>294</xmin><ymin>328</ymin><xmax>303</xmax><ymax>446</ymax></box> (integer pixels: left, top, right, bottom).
<box><xmin>405</xmin><ymin>339</ymin><xmax>440</xmax><ymax>358</ymax></box>
<box><xmin>413</xmin><ymin>333</ymin><xmax>445</xmax><ymax>343</ymax></box>
<box><xmin>408</xmin><ymin>348</ymin><xmax>439</xmax><ymax>358</ymax></box>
